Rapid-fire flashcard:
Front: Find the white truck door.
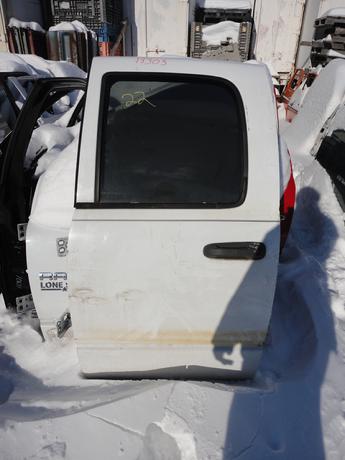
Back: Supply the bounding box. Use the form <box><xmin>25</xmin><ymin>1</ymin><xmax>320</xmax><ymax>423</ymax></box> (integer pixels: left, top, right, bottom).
<box><xmin>69</xmin><ymin>57</ymin><xmax>280</xmax><ymax>379</ymax></box>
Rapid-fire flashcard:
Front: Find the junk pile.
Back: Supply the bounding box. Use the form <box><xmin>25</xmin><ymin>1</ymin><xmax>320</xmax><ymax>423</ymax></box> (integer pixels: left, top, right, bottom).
<box><xmin>190</xmin><ymin>2</ymin><xmax>253</xmax><ymax>61</ymax></box>
<box><xmin>8</xmin><ymin>17</ymin><xmax>97</xmax><ymax>71</ymax></box>
<box><xmin>7</xmin><ymin>18</ymin><xmax>47</xmax><ymax>59</ymax></box>
<box><xmin>50</xmin><ymin>0</ymin><xmax>123</xmax><ymax>57</ymax></box>
<box><xmin>46</xmin><ymin>21</ymin><xmax>97</xmax><ymax>72</ymax></box>
<box><xmin>7</xmin><ymin>1</ymin><xmax>125</xmax><ymax>69</ymax></box>
<box><xmin>311</xmin><ymin>8</ymin><xmax>345</xmax><ymax>67</ymax></box>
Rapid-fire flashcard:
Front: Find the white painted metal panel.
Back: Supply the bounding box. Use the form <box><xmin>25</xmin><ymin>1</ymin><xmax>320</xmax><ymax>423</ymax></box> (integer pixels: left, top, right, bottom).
<box><xmin>254</xmin><ymin>0</ymin><xmax>306</xmax><ymax>76</ymax></box>
<box><xmin>295</xmin><ymin>0</ymin><xmax>321</xmax><ymax>68</ymax></box>
<box><xmin>133</xmin><ymin>0</ymin><xmax>189</xmax><ymax>56</ymax></box>
<box><xmin>318</xmin><ymin>0</ymin><xmax>345</xmax><ymax>16</ymax></box>
<box><xmin>146</xmin><ymin>0</ymin><xmax>189</xmax><ymax>55</ymax></box>
<box><xmin>71</xmin><ymin>57</ymin><xmax>280</xmax><ymax>378</ymax></box>
<box><xmin>70</xmin><ymin>220</ymin><xmax>279</xmax><ymax>377</ymax></box>
<box><xmin>26</xmin><ymin>222</ymin><xmax>69</xmax><ymax>339</ymax></box>
<box><xmin>77</xmin><ymin>57</ymin><xmax>279</xmax><ymax>221</ymax></box>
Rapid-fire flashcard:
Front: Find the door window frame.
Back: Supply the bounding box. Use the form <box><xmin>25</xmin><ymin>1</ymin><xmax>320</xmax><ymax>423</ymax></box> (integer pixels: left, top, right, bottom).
<box><xmin>88</xmin><ymin>72</ymin><xmax>248</xmax><ymax>209</ymax></box>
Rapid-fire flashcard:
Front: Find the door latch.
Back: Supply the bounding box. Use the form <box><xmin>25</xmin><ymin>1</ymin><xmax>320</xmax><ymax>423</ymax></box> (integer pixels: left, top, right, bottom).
<box><xmin>17</xmin><ymin>223</ymin><xmax>27</xmax><ymax>242</ymax></box>
<box><xmin>56</xmin><ymin>311</ymin><xmax>72</xmax><ymax>338</ymax></box>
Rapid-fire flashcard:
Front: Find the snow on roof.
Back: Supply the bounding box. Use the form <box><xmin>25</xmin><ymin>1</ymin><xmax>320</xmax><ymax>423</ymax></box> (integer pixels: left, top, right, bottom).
<box><xmin>202</xmin><ymin>20</ymin><xmax>240</xmax><ymax>45</ymax></box>
<box><xmin>283</xmin><ymin>59</ymin><xmax>345</xmax><ymax>158</ymax></box>
<box><xmin>49</xmin><ymin>20</ymin><xmax>97</xmax><ymax>40</ymax></box>
<box><xmin>196</xmin><ymin>0</ymin><xmax>251</xmax><ymax>9</ymax></box>
<box><xmin>8</xmin><ymin>17</ymin><xmax>45</xmax><ymax>33</ymax></box>
<box><xmin>321</xmin><ymin>7</ymin><xmax>345</xmax><ymax>18</ymax></box>
<box><xmin>49</xmin><ymin>20</ymin><xmax>90</xmax><ymax>33</ymax></box>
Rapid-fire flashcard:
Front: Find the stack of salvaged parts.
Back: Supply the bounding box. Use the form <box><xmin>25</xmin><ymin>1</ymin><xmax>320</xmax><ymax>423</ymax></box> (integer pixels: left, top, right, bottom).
<box><xmin>46</xmin><ymin>30</ymin><xmax>97</xmax><ymax>71</ymax></box>
<box><xmin>311</xmin><ymin>13</ymin><xmax>345</xmax><ymax>66</ymax></box>
<box><xmin>50</xmin><ymin>0</ymin><xmax>123</xmax><ymax>57</ymax></box>
<box><xmin>7</xmin><ymin>26</ymin><xmax>47</xmax><ymax>58</ymax></box>
<box><xmin>190</xmin><ymin>7</ymin><xmax>252</xmax><ymax>62</ymax></box>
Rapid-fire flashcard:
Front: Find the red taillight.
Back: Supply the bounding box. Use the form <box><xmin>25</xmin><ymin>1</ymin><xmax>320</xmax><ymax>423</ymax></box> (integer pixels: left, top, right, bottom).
<box><xmin>280</xmin><ymin>164</ymin><xmax>296</xmax><ymax>250</ymax></box>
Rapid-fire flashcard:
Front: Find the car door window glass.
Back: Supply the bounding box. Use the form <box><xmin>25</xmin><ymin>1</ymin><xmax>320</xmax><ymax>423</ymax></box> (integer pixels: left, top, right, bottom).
<box><xmin>99</xmin><ymin>74</ymin><xmax>247</xmax><ymax>207</ymax></box>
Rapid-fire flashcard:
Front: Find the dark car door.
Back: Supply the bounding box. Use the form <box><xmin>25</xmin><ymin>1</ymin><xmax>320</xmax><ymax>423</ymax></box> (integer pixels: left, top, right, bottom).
<box><xmin>0</xmin><ymin>77</ymin><xmax>86</xmax><ymax>312</ymax></box>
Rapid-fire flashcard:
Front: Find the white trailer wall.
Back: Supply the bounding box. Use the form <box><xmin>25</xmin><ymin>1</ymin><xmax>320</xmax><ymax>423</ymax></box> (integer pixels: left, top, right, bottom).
<box><xmin>318</xmin><ymin>0</ymin><xmax>345</xmax><ymax>16</ymax></box>
<box><xmin>295</xmin><ymin>0</ymin><xmax>345</xmax><ymax>68</ymax></box>
<box><xmin>253</xmin><ymin>0</ymin><xmax>306</xmax><ymax>78</ymax></box>
<box><xmin>124</xmin><ymin>0</ymin><xmax>312</xmax><ymax>78</ymax></box>
<box><xmin>129</xmin><ymin>0</ymin><xmax>190</xmax><ymax>56</ymax></box>
<box><xmin>295</xmin><ymin>0</ymin><xmax>322</xmax><ymax>68</ymax></box>
<box><xmin>125</xmin><ymin>0</ymin><xmax>255</xmax><ymax>57</ymax></box>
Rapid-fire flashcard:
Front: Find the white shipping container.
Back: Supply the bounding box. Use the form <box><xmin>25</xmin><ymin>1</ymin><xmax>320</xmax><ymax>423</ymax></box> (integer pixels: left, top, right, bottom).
<box><xmin>125</xmin><ymin>0</ymin><xmax>319</xmax><ymax>79</ymax></box>
<box><xmin>318</xmin><ymin>0</ymin><xmax>345</xmax><ymax>16</ymax></box>
<box><xmin>131</xmin><ymin>0</ymin><xmax>191</xmax><ymax>56</ymax></box>
<box><xmin>253</xmin><ymin>0</ymin><xmax>306</xmax><ymax>79</ymax></box>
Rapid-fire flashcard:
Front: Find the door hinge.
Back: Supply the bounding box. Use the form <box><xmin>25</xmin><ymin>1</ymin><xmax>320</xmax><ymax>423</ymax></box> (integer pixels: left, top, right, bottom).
<box><xmin>56</xmin><ymin>311</ymin><xmax>72</xmax><ymax>338</ymax></box>
<box><xmin>17</xmin><ymin>223</ymin><xmax>27</xmax><ymax>242</ymax></box>
<box><xmin>16</xmin><ymin>294</ymin><xmax>34</xmax><ymax>314</ymax></box>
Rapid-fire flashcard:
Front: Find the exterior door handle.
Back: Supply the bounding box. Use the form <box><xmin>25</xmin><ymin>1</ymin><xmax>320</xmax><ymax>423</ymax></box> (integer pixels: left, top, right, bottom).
<box><xmin>203</xmin><ymin>242</ymin><xmax>266</xmax><ymax>260</ymax></box>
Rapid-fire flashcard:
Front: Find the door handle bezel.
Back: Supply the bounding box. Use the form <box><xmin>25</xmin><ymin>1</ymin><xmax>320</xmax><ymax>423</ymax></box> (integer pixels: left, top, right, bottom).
<box><xmin>203</xmin><ymin>242</ymin><xmax>266</xmax><ymax>260</ymax></box>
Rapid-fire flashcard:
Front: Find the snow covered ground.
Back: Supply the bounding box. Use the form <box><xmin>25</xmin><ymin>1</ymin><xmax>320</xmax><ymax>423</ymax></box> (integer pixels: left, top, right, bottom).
<box><xmin>2</xmin><ymin>145</ymin><xmax>345</xmax><ymax>459</ymax></box>
<box><xmin>2</xmin><ymin>61</ymin><xmax>345</xmax><ymax>459</ymax></box>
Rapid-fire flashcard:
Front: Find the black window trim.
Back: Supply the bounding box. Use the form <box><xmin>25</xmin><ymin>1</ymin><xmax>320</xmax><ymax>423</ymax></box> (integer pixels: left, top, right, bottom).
<box><xmin>76</xmin><ymin>71</ymin><xmax>248</xmax><ymax>210</ymax></box>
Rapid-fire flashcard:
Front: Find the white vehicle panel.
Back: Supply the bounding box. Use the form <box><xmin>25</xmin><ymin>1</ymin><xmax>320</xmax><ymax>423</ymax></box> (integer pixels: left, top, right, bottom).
<box><xmin>26</xmin><ymin>222</ymin><xmax>69</xmax><ymax>339</ymax></box>
<box><xmin>70</xmin><ymin>57</ymin><xmax>280</xmax><ymax>378</ymax></box>
<box><xmin>318</xmin><ymin>0</ymin><xmax>345</xmax><ymax>16</ymax></box>
<box><xmin>70</xmin><ymin>220</ymin><xmax>279</xmax><ymax>377</ymax></box>
<box><xmin>77</xmin><ymin>57</ymin><xmax>279</xmax><ymax>221</ymax></box>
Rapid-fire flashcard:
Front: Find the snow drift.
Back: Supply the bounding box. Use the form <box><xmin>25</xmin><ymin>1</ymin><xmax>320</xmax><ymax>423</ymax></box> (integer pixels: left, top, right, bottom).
<box><xmin>202</xmin><ymin>21</ymin><xmax>240</xmax><ymax>46</ymax></box>
<box><xmin>1</xmin><ymin>52</ymin><xmax>345</xmax><ymax>459</ymax></box>
<box><xmin>0</xmin><ymin>52</ymin><xmax>86</xmax><ymax>79</ymax></box>
<box><xmin>196</xmin><ymin>0</ymin><xmax>251</xmax><ymax>9</ymax></box>
<box><xmin>284</xmin><ymin>59</ymin><xmax>345</xmax><ymax>158</ymax></box>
